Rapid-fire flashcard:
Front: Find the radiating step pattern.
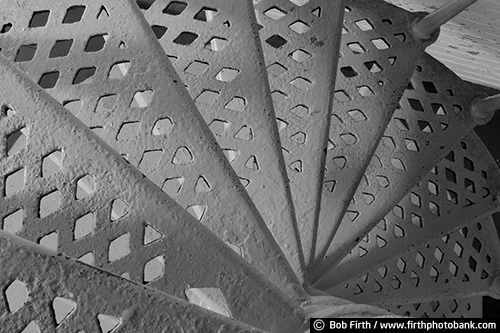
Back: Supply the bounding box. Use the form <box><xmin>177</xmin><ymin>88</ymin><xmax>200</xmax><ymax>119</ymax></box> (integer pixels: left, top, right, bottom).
<box><xmin>0</xmin><ymin>0</ymin><xmax>304</xmax><ymax>299</ymax></box>
<box><xmin>387</xmin><ymin>297</ymin><xmax>483</xmax><ymax>318</ymax></box>
<box><xmin>0</xmin><ymin>56</ymin><xmax>306</xmax><ymax>332</ymax></box>
<box><xmin>314</xmin><ymin>0</ymin><xmax>437</xmax><ymax>269</ymax></box>
<box><xmin>139</xmin><ymin>0</ymin><xmax>305</xmax><ymax>281</ymax></box>
<box><xmin>315</xmin><ymin>52</ymin><xmax>488</xmax><ymax>278</ymax></box>
<box><xmin>0</xmin><ymin>232</ymin><xmax>266</xmax><ymax>333</ymax></box>
<box><xmin>325</xmin><ymin>215</ymin><xmax>500</xmax><ymax>307</ymax></box>
<box><xmin>316</xmin><ymin>130</ymin><xmax>500</xmax><ymax>288</ymax></box>
<box><xmin>255</xmin><ymin>0</ymin><xmax>346</xmax><ymax>267</ymax></box>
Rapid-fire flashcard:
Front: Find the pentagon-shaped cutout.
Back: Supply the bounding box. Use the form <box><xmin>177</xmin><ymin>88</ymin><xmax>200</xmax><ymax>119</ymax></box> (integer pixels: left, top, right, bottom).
<box><xmin>78</xmin><ymin>252</ymin><xmax>94</xmax><ymax>265</ymax></box>
<box><xmin>74</xmin><ymin>212</ymin><xmax>95</xmax><ymax>240</ymax></box>
<box><xmin>185</xmin><ymin>288</ymin><xmax>232</xmax><ymax>318</ymax></box>
<box><xmin>152</xmin><ymin>117</ymin><xmax>173</xmax><ymax>136</ymax></box>
<box><xmin>109</xmin><ymin>233</ymin><xmax>130</xmax><ymax>262</ymax></box>
<box><xmin>194</xmin><ymin>7</ymin><xmax>218</xmax><ymax>22</ymax></box>
<box><xmin>76</xmin><ymin>174</ymin><xmax>96</xmax><ymax>200</ymax></box>
<box><xmin>63</xmin><ymin>99</ymin><xmax>83</xmax><ymax>115</ymax></box>
<box><xmin>173</xmin><ymin>146</ymin><xmax>193</xmax><ymax>164</ymax></box>
<box><xmin>187</xmin><ymin>204</ymin><xmax>207</xmax><ymax>221</ymax></box>
<box><xmin>209</xmin><ymin>120</ymin><xmax>229</xmax><ymax>137</ymax></box>
<box><xmin>162</xmin><ymin>177</ymin><xmax>184</xmax><ymax>195</ymax></box>
<box><xmin>264</xmin><ymin>7</ymin><xmax>286</xmax><ymax>20</ymax></box>
<box><xmin>15</xmin><ymin>44</ymin><xmax>37</xmax><ymax>62</ymax></box>
<box><xmin>3</xmin><ymin>209</ymin><xmax>24</xmax><ymax>234</ymax></box>
<box><xmin>85</xmin><ymin>34</ymin><xmax>109</xmax><ymax>52</ymax></box>
<box><xmin>110</xmin><ymin>199</ymin><xmax>130</xmax><ymax>221</ymax></box>
<box><xmin>173</xmin><ymin>31</ymin><xmax>198</xmax><ymax>45</ymax></box>
<box><xmin>267</xmin><ymin>62</ymin><xmax>287</xmax><ymax>77</ymax></box>
<box><xmin>5</xmin><ymin>279</ymin><xmax>29</xmax><ymax>313</ymax></box>
<box><xmin>29</xmin><ymin>10</ymin><xmax>50</xmax><ymax>28</ymax></box>
<box><xmin>290</xmin><ymin>20</ymin><xmax>310</xmax><ymax>34</ymax></box>
<box><xmin>205</xmin><ymin>37</ymin><xmax>228</xmax><ymax>51</ymax></box>
<box><xmin>39</xmin><ymin>190</ymin><xmax>60</xmax><ymax>218</ymax></box>
<box><xmin>163</xmin><ymin>1</ymin><xmax>187</xmax><ymax>15</ymax></box>
<box><xmin>73</xmin><ymin>67</ymin><xmax>96</xmax><ymax>84</ymax></box>
<box><xmin>215</xmin><ymin>68</ymin><xmax>240</xmax><ymax>82</ymax></box>
<box><xmin>131</xmin><ymin>89</ymin><xmax>154</xmax><ymax>108</ymax></box>
<box><xmin>195</xmin><ymin>176</ymin><xmax>211</xmax><ymax>193</ymax></box>
<box><xmin>234</xmin><ymin>126</ymin><xmax>254</xmax><ymax>141</ymax></box>
<box><xmin>144</xmin><ymin>255</ymin><xmax>165</xmax><ymax>282</ymax></box>
<box><xmin>39</xmin><ymin>231</ymin><xmax>58</xmax><ymax>251</ymax></box>
<box><xmin>116</xmin><ymin>121</ymin><xmax>140</xmax><ymax>141</ymax></box>
<box><xmin>225</xmin><ymin>97</ymin><xmax>246</xmax><ymax>111</ymax></box>
<box><xmin>139</xmin><ymin>150</ymin><xmax>163</xmax><ymax>170</ymax></box>
<box><xmin>185</xmin><ymin>60</ymin><xmax>209</xmax><ymax>75</ymax></box>
<box><xmin>289</xmin><ymin>49</ymin><xmax>312</xmax><ymax>62</ymax></box>
<box><xmin>195</xmin><ymin>90</ymin><xmax>220</xmax><ymax>105</ymax></box>
<box><xmin>52</xmin><ymin>297</ymin><xmax>77</xmax><ymax>325</ymax></box>
<box><xmin>21</xmin><ymin>321</ymin><xmax>40</xmax><ymax>333</ymax></box>
<box><xmin>63</xmin><ymin>6</ymin><xmax>85</xmax><ymax>24</ymax></box>
<box><xmin>144</xmin><ymin>224</ymin><xmax>164</xmax><ymax>245</ymax></box>
<box><xmin>108</xmin><ymin>61</ymin><xmax>131</xmax><ymax>79</ymax></box>
<box><xmin>222</xmin><ymin>149</ymin><xmax>239</xmax><ymax>164</ymax></box>
<box><xmin>4</xmin><ymin>167</ymin><xmax>25</xmax><ymax>197</ymax></box>
<box><xmin>6</xmin><ymin>127</ymin><xmax>28</xmax><ymax>156</ymax></box>
<box><xmin>333</xmin><ymin>156</ymin><xmax>347</xmax><ymax>169</ymax></box>
<box><xmin>97</xmin><ymin>314</ymin><xmax>122</xmax><ymax>333</ymax></box>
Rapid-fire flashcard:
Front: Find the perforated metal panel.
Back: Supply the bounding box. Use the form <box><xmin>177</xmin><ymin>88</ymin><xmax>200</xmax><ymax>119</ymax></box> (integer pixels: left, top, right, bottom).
<box><xmin>387</xmin><ymin>297</ymin><xmax>483</xmax><ymax>318</ymax></box>
<box><xmin>0</xmin><ymin>55</ymin><xmax>306</xmax><ymax>332</ymax></box>
<box><xmin>0</xmin><ymin>232</ymin><xmax>267</xmax><ymax>332</ymax></box>
<box><xmin>325</xmin><ymin>215</ymin><xmax>500</xmax><ymax>307</ymax></box>
<box><xmin>314</xmin><ymin>52</ymin><xmax>490</xmax><ymax>278</ymax></box>
<box><xmin>255</xmin><ymin>0</ymin><xmax>345</xmax><ymax>267</ymax></box>
<box><xmin>313</xmin><ymin>0</ymin><xmax>437</xmax><ymax>269</ymax></box>
<box><xmin>0</xmin><ymin>0</ymin><xmax>305</xmax><ymax>300</ymax></box>
<box><xmin>139</xmin><ymin>0</ymin><xmax>305</xmax><ymax>282</ymax></box>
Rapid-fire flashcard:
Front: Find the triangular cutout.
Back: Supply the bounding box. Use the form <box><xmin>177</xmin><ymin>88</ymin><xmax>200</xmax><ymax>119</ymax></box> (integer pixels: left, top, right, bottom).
<box><xmin>97</xmin><ymin>314</ymin><xmax>121</xmax><ymax>333</ymax></box>
<box><xmin>97</xmin><ymin>6</ymin><xmax>110</xmax><ymax>19</ymax></box>
<box><xmin>52</xmin><ymin>297</ymin><xmax>77</xmax><ymax>325</ymax></box>
<box><xmin>144</xmin><ymin>224</ymin><xmax>164</xmax><ymax>245</ymax></box>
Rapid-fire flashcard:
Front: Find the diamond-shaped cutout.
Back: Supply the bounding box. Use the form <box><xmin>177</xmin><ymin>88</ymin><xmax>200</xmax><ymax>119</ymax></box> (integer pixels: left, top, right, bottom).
<box><xmin>15</xmin><ymin>44</ymin><xmax>37</xmax><ymax>62</ymax></box>
<box><xmin>355</xmin><ymin>19</ymin><xmax>374</xmax><ymax>31</ymax></box>
<box><xmin>110</xmin><ymin>198</ymin><xmax>130</xmax><ymax>221</ymax></box>
<box><xmin>289</xmin><ymin>105</ymin><xmax>309</xmax><ymax>118</ymax></box>
<box><xmin>76</xmin><ymin>174</ymin><xmax>95</xmax><ymax>200</ymax></box>
<box><xmin>187</xmin><ymin>204</ymin><xmax>207</xmax><ymax>221</ymax></box>
<box><xmin>422</xmin><ymin>81</ymin><xmax>438</xmax><ymax>93</ymax></box>
<box><xmin>52</xmin><ymin>297</ymin><xmax>77</xmax><ymax>325</ymax></box>
<box><xmin>144</xmin><ymin>224</ymin><xmax>163</xmax><ymax>245</ymax></box>
<box><xmin>39</xmin><ymin>231</ymin><xmax>58</xmax><ymax>251</ymax></box>
<box><xmin>195</xmin><ymin>90</ymin><xmax>220</xmax><ymax>105</ymax></box>
<box><xmin>372</xmin><ymin>38</ymin><xmax>390</xmax><ymax>49</ymax></box>
<box><xmin>289</xmin><ymin>49</ymin><xmax>312</xmax><ymax>62</ymax></box>
<box><xmin>334</xmin><ymin>90</ymin><xmax>351</xmax><ymax>102</ymax></box>
<box><xmin>131</xmin><ymin>89</ymin><xmax>154</xmax><ymax>108</ymax></box>
<box><xmin>347</xmin><ymin>42</ymin><xmax>365</xmax><ymax>54</ymax></box>
<box><xmin>267</xmin><ymin>62</ymin><xmax>287</xmax><ymax>77</ymax></box>
<box><xmin>3</xmin><ymin>209</ymin><xmax>24</xmax><ymax>234</ymax></box>
<box><xmin>109</xmin><ymin>233</ymin><xmax>130</xmax><ymax>262</ymax></box>
<box><xmin>205</xmin><ymin>37</ymin><xmax>228</xmax><ymax>51</ymax></box>
<box><xmin>95</xmin><ymin>94</ymin><xmax>118</xmax><ymax>113</ymax></box>
<box><xmin>42</xmin><ymin>150</ymin><xmax>62</xmax><ymax>178</ymax></box>
<box><xmin>340</xmin><ymin>66</ymin><xmax>358</xmax><ymax>78</ymax></box>
<box><xmin>266</xmin><ymin>34</ymin><xmax>288</xmax><ymax>49</ymax></box>
<box><xmin>397</xmin><ymin>258</ymin><xmax>406</xmax><ymax>273</ymax></box>
<box><xmin>264</xmin><ymin>7</ymin><xmax>287</xmax><ymax>20</ymax></box>
<box><xmin>163</xmin><ymin>1</ymin><xmax>187</xmax><ymax>15</ymax></box>
<box><xmin>162</xmin><ymin>177</ymin><xmax>184</xmax><ymax>195</ymax></box>
<box><xmin>290</xmin><ymin>20</ymin><xmax>310</xmax><ymax>34</ymax></box>
<box><xmin>6</xmin><ymin>127</ymin><xmax>28</xmax><ymax>156</ymax></box>
<box><xmin>144</xmin><ymin>255</ymin><xmax>165</xmax><ymax>282</ymax></box>
<box><xmin>29</xmin><ymin>10</ymin><xmax>50</xmax><ymax>27</ymax></box>
<box><xmin>357</xmin><ymin>85</ymin><xmax>374</xmax><ymax>97</ymax></box>
<box><xmin>85</xmin><ymin>34</ymin><xmax>108</xmax><ymax>53</ymax></box>
<box><xmin>97</xmin><ymin>314</ymin><xmax>121</xmax><ymax>333</ymax></box>
<box><xmin>412</xmin><ymin>213</ymin><xmax>423</xmax><ymax>228</ymax></box>
<box><xmin>215</xmin><ymin>68</ymin><xmax>240</xmax><ymax>82</ymax></box>
<box><xmin>74</xmin><ymin>212</ymin><xmax>95</xmax><ymax>240</ymax></box>
<box><xmin>347</xmin><ymin>109</ymin><xmax>367</xmax><ymax>122</ymax></box>
<box><xmin>290</xmin><ymin>77</ymin><xmax>312</xmax><ymax>90</ymax></box>
<box><xmin>108</xmin><ymin>61</ymin><xmax>131</xmax><ymax>79</ymax></box>
<box><xmin>394</xmin><ymin>225</ymin><xmax>405</xmax><ymax>238</ymax></box>
<box><xmin>185</xmin><ymin>60</ymin><xmax>209</xmax><ymax>75</ymax></box>
<box><xmin>194</xmin><ymin>7</ymin><xmax>217</xmax><ymax>21</ymax></box>
<box><xmin>73</xmin><ymin>67</ymin><xmax>97</xmax><ymax>84</ymax></box>
<box><xmin>139</xmin><ymin>150</ymin><xmax>163</xmax><ymax>170</ymax></box>
<box><xmin>429</xmin><ymin>201</ymin><xmax>440</xmax><ymax>216</ymax></box>
<box><xmin>4</xmin><ymin>168</ymin><xmax>25</xmax><ymax>197</ymax></box>
<box><xmin>5</xmin><ymin>279</ymin><xmax>29</xmax><ymax>313</ymax></box>
<box><xmin>340</xmin><ymin>133</ymin><xmax>357</xmax><ymax>146</ymax></box>
<box><xmin>152</xmin><ymin>117</ymin><xmax>174</xmax><ymax>136</ymax></box>
<box><xmin>39</xmin><ymin>190</ymin><xmax>60</xmax><ymax>218</ymax></box>
<box><xmin>224</xmin><ymin>97</ymin><xmax>246</xmax><ymax>111</ymax></box>
<box><xmin>173</xmin><ymin>31</ymin><xmax>198</xmax><ymax>45</ymax></box>
<box><xmin>405</xmin><ymin>138</ymin><xmax>419</xmax><ymax>152</ymax></box>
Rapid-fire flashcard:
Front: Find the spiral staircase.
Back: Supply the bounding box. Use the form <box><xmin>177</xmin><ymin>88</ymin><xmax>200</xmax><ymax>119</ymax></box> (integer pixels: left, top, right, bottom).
<box><xmin>0</xmin><ymin>0</ymin><xmax>499</xmax><ymax>331</ymax></box>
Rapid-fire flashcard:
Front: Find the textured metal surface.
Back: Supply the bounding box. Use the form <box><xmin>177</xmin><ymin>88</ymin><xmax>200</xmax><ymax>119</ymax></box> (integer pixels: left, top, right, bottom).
<box><xmin>386</xmin><ymin>0</ymin><xmax>500</xmax><ymax>90</ymax></box>
<box><xmin>316</xmin><ymin>129</ymin><xmax>500</xmax><ymax>289</ymax></box>
<box><xmin>0</xmin><ymin>232</ymin><xmax>267</xmax><ymax>333</ymax></box>
<box><xmin>0</xmin><ymin>0</ymin><xmax>305</xmax><ymax>300</ymax></box>
<box><xmin>314</xmin><ymin>52</ymin><xmax>488</xmax><ymax>279</ymax></box>
<box><xmin>313</xmin><ymin>0</ymin><xmax>435</xmax><ymax>269</ymax></box>
<box><xmin>387</xmin><ymin>297</ymin><xmax>483</xmax><ymax>318</ymax></box>
<box><xmin>254</xmin><ymin>0</ymin><xmax>345</xmax><ymax>268</ymax></box>
<box><xmin>139</xmin><ymin>0</ymin><xmax>305</xmax><ymax>282</ymax></box>
<box><xmin>324</xmin><ymin>215</ymin><xmax>500</xmax><ymax>306</ymax></box>
<box><xmin>0</xmin><ymin>56</ymin><xmax>307</xmax><ymax>332</ymax></box>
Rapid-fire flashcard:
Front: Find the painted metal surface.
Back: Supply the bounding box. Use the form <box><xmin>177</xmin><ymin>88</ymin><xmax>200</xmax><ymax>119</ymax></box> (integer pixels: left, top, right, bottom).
<box><xmin>325</xmin><ymin>215</ymin><xmax>500</xmax><ymax>307</ymax></box>
<box><xmin>387</xmin><ymin>297</ymin><xmax>483</xmax><ymax>318</ymax></box>
<box><xmin>0</xmin><ymin>0</ymin><xmax>304</xmax><ymax>300</ymax></box>
<box><xmin>0</xmin><ymin>232</ymin><xmax>267</xmax><ymax>333</ymax></box>
<box><xmin>386</xmin><ymin>0</ymin><xmax>500</xmax><ymax>90</ymax></box>
<box><xmin>255</xmin><ymin>0</ymin><xmax>345</xmax><ymax>269</ymax></box>
<box><xmin>0</xmin><ymin>56</ymin><xmax>307</xmax><ymax>332</ymax></box>
<box><xmin>139</xmin><ymin>0</ymin><xmax>305</xmax><ymax>282</ymax></box>
<box><xmin>314</xmin><ymin>52</ymin><xmax>490</xmax><ymax>279</ymax></box>
<box><xmin>315</xmin><ymin>130</ymin><xmax>500</xmax><ymax>290</ymax></box>
<box><xmin>313</xmin><ymin>0</ymin><xmax>436</xmax><ymax>270</ymax></box>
